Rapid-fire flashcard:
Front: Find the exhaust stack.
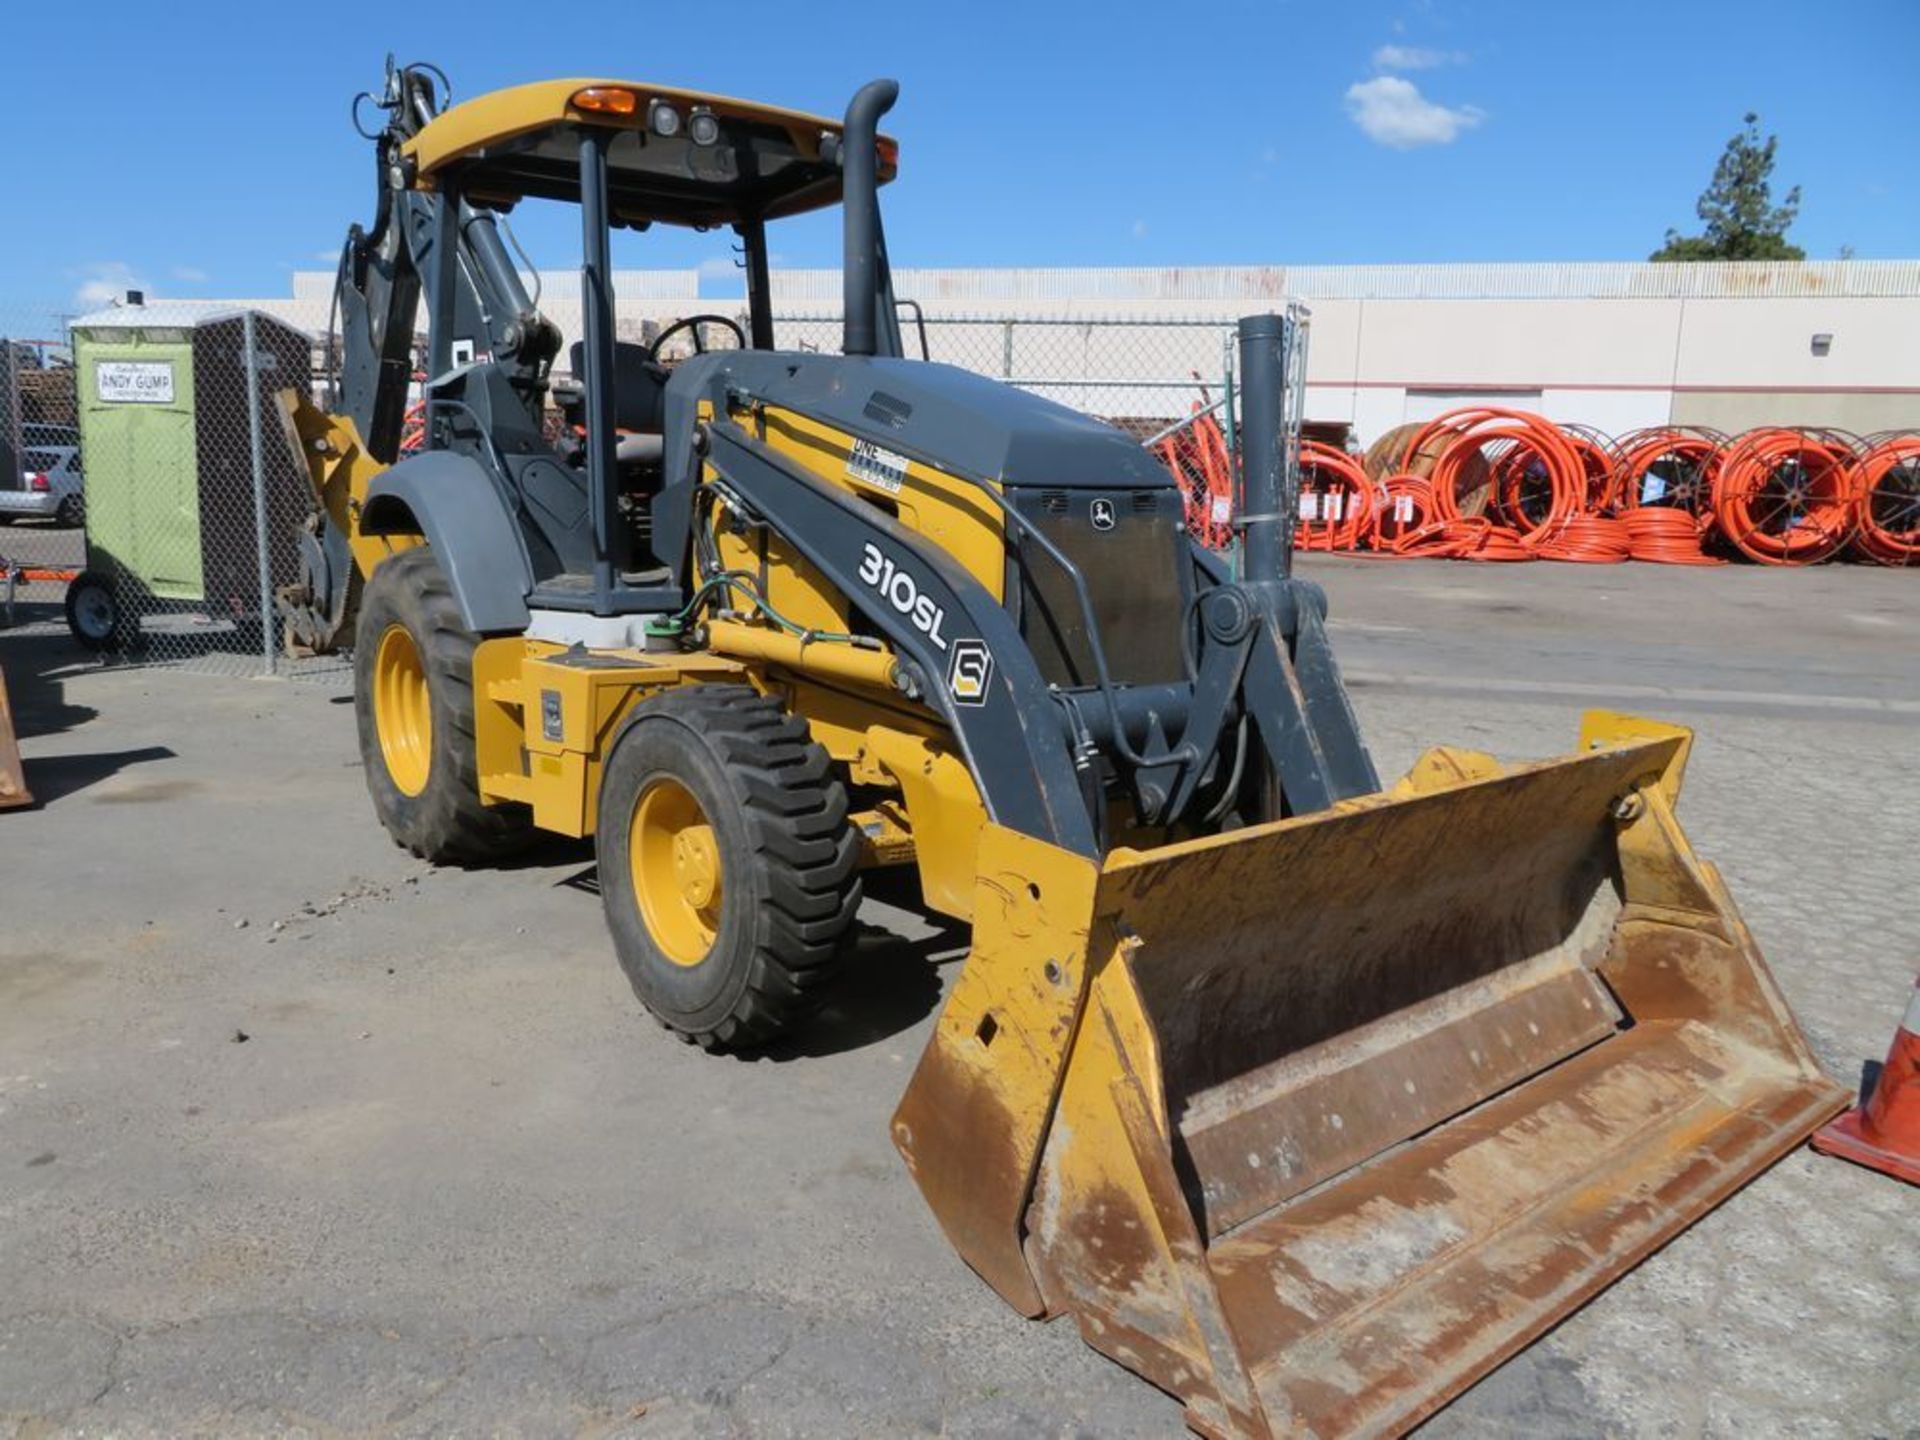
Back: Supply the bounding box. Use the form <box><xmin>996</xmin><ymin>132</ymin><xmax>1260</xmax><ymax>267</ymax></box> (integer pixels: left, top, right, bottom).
<box><xmin>841</xmin><ymin>80</ymin><xmax>899</xmax><ymax>359</ymax></box>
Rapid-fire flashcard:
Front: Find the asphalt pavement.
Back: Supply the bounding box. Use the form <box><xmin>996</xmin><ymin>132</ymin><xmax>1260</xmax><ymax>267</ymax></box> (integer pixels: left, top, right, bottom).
<box><xmin>2</xmin><ymin>552</ymin><xmax>1915</xmax><ymax>1438</ymax></box>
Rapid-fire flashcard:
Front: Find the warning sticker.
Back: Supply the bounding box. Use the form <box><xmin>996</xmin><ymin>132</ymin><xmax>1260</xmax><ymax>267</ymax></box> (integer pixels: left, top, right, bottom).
<box><xmin>847</xmin><ymin>438</ymin><xmax>910</xmax><ymax>494</ymax></box>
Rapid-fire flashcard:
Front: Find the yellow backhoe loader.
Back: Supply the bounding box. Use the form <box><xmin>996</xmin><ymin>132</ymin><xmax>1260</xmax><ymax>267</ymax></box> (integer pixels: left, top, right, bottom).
<box><xmin>283</xmin><ymin>61</ymin><xmax>1845</xmax><ymax>1437</ymax></box>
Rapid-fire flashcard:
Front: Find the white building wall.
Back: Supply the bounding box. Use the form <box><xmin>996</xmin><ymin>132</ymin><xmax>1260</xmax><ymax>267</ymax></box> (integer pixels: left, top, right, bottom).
<box><xmin>268</xmin><ymin>260</ymin><xmax>1920</xmax><ymax>445</ymax></box>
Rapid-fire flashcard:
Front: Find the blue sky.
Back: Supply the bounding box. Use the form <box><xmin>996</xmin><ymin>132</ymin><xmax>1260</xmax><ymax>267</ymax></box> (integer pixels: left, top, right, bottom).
<box><xmin>7</xmin><ymin>0</ymin><xmax>1915</xmax><ymax>312</ymax></box>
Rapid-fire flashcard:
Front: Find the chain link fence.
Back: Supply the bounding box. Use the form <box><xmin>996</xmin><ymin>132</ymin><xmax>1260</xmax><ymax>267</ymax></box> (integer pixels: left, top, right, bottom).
<box><xmin>773</xmin><ymin>311</ymin><xmax>1250</xmax><ymax>550</ymax></box>
<box><xmin>3</xmin><ymin>293</ymin><xmax>1256</xmax><ymax>679</ymax></box>
<box><xmin>772</xmin><ymin>310</ymin><xmax>1240</xmax><ymax>434</ymax></box>
<box><xmin>0</xmin><ymin>297</ymin><xmax>355</xmax><ymax>679</ymax></box>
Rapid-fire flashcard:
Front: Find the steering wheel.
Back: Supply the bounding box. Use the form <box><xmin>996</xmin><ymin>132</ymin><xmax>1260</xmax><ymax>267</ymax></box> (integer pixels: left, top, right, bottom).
<box><xmin>647</xmin><ymin>313</ymin><xmax>747</xmax><ymax>363</ymax></box>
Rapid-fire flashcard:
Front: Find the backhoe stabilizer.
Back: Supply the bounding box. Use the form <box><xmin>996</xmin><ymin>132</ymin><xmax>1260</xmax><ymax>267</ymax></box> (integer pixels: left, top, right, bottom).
<box><xmin>894</xmin><ymin>711</ymin><xmax>1844</xmax><ymax>1440</ymax></box>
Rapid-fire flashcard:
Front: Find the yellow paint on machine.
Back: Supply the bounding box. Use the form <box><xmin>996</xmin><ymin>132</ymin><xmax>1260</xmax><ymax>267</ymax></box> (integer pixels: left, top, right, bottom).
<box><xmin>466</xmin><ymin>631</ymin><xmax>987</xmax><ymax>920</ymax></box>
<box><xmin>274</xmin><ymin>390</ymin><xmax>419</xmax><ymax>581</ymax></box>
<box><xmin>755</xmin><ymin>405</ymin><xmax>1008</xmax><ymax>600</ymax></box>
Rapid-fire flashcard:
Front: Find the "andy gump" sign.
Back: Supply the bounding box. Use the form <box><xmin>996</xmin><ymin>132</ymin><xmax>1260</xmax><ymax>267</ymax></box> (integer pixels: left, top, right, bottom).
<box><xmin>96</xmin><ymin>360</ymin><xmax>176</xmax><ymax>405</ymax></box>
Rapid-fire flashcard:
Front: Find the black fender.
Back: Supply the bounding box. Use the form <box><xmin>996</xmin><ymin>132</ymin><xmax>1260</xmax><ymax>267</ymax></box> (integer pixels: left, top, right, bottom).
<box><xmin>359</xmin><ymin>451</ymin><xmax>532</xmax><ymax>634</ymax></box>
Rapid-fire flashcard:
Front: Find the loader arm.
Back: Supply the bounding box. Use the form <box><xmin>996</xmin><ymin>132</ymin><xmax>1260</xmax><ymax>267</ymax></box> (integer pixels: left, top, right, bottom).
<box><xmin>676</xmin><ymin>315</ymin><xmax>1376</xmax><ymax>860</ymax></box>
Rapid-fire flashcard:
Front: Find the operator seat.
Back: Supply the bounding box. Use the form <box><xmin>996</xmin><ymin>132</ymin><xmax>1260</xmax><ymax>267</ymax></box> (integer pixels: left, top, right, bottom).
<box><xmin>566</xmin><ymin>340</ymin><xmax>666</xmax><ymax>466</ymax></box>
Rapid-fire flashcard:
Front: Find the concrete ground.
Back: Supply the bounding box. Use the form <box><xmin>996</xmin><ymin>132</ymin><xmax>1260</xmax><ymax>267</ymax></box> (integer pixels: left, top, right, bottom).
<box><xmin>1</xmin><ymin>552</ymin><xmax>1916</xmax><ymax>1439</ymax></box>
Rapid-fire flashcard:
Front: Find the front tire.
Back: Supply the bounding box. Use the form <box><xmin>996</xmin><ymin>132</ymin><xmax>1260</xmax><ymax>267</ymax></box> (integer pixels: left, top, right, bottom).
<box><xmin>597</xmin><ymin>685</ymin><xmax>861</xmax><ymax>1050</ymax></box>
<box><xmin>353</xmin><ymin>546</ymin><xmax>532</xmax><ymax>863</ymax></box>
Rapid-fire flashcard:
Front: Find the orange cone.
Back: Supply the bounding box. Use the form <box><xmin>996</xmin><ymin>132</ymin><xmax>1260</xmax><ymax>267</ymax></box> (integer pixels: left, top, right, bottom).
<box><xmin>0</xmin><ymin>665</ymin><xmax>30</xmax><ymax>811</ymax></box>
<box><xmin>1812</xmin><ymin>977</ymin><xmax>1920</xmax><ymax>1185</ymax></box>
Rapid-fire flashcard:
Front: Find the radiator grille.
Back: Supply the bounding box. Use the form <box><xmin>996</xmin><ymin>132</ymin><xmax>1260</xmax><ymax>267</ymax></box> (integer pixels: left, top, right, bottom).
<box><xmin>1010</xmin><ymin>487</ymin><xmax>1189</xmax><ymax>688</ymax></box>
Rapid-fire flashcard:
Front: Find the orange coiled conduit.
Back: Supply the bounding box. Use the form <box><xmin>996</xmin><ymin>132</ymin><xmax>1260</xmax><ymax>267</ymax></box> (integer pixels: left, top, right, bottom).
<box><xmin>1560</xmin><ymin>424</ymin><xmax>1627</xmax><ymax>513</ymax></box>
<box><xmin>1624</xmin><ymin>506</ymin><xmax>1725</xmax><ymax>565</ymax></box>
<box><xmin>1850</xmin><ymin>433</ymin><xmax>1920</xmax><ymax>566</ymax></box>
<box><xmin>1156</xmin><ymin>406</ymin><xmax>1235</xmax><ymax>551</ymax></box>
<box><xmin>1358</xmin><ymin>474</ymin><xmax>1465</xmax><ymax>557</ymax></box>
<box><xmin>1537</xmin><ymin>513</ymin><xmax>1632</xmax><ymax>562</ymax></box>
<box><xmin>1404</xmin><ymin>407</ymin><xmax>1588</xmax><ymax>559</ymax></box>
<box><xmin>1296</xmin><ymin>441</ymin><xmax>1375</xmax><ymax>552</ymax></box>
<box><xmin>1611</xmin><ymin>427</ymin><xmax>1724</xmax><ymax>528</ymax></box>
<box><xmin>1713</xmin><ymin>428</ymin><xmax>1860</xmax><ymax>565</ymax></box>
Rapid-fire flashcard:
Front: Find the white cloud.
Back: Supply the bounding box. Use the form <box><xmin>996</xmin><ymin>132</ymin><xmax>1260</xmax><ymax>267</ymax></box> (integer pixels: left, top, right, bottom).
<box><xmin>1372</xmin><ymin>43</ymin><xmax>1467</xmax><ymax>70</ymax></box>
<box><xmin>170</xmin><ymin>265</ymin><xmax>209</xmax><ymax>284</ymax></box>
<box><xmin>1344</xmin><ymin>76</ymin><xmax>1484</xmax><ymax>148</ymax></box>
<box><xmin>71</xmin><ymin>260</ymin><xmax>148</xmax><ymax>309</ymax></box>
<box><xmin>1131</xmin><ymin>219</ymin><xmax>1148</xmax><ymax>239</ymax></box>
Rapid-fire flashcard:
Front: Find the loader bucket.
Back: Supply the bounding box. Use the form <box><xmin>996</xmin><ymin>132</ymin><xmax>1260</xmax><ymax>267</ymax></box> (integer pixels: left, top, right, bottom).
<box><xmin>893</xmin><ymin>712</ymin><xmax>1845</xmax><ymax>1440</ymax></box>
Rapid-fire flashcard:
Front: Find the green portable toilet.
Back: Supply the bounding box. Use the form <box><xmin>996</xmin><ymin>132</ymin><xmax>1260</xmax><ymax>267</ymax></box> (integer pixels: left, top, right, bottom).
<box><xmin>70</xmin><ymin>302</ymin><xmax>311</xmax><ymax>609</ymax></box>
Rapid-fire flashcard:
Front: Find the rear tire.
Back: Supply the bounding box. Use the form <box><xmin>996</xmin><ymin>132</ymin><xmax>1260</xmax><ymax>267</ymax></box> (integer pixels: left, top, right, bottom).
<box><xmin>597</xmin><ymin>684</ymin><xmax>861</xmax><ymax>1050</ymax></box>
<box><xmin>55</xmin><ymin>496</ymin><xmax>84</xmax><ymax>528</ymax></box>
<box><xmin>353</xmin><ymin>546</ymin><xmax>532</xmax><ymax>863</ymax></box>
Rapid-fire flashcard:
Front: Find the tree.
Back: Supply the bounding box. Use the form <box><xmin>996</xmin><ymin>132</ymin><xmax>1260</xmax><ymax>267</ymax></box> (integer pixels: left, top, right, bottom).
<box><xmin>1651</xmin><ymin>113</ymin><xmax>1804</xmax><ymax>262</ymax></box>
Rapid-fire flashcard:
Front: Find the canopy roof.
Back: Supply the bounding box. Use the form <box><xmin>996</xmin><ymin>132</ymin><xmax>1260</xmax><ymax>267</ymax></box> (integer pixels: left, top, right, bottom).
<box><xmin>402</xmin><ymin>78</ymin><xmax>897</xmax><ymax>229</ymax></box>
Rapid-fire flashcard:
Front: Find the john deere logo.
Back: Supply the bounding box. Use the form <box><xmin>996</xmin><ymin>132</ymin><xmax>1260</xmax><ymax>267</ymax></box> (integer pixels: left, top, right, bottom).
<box><xmin>947</xmin><ymin>639</ymin><xmax>993</xmax><ymax>707</ymax></box>
<box><xmin>1090</xmin><ymin>498</ymin><xmax>1117</xmax><ymax>531</ymax></box>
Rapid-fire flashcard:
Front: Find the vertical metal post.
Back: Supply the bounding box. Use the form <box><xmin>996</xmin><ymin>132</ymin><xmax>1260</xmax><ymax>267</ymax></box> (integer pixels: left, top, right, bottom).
<box><xmin>1284</xmin><ymin>303</ymin><xmax>1310</xmax><ymax>518</ymax></box>
<box><xmin>4</xmin><ymin>338</ymin><xmax>20</xmax><ymax>486</ymax></box>
<box><xmin>1235</xmin><ymin>313</ymin><xmax>1292</xmax><ymax>584</ymax></box>
<box><xmin>1220</xmin><ymin>328</ymin><xmax>1238</xmax><ymax>487</ymax></box>
<box><xmin>427</xmin><ymin>187</ymin><xmax>460</xmax><ymax>388</ymax></box>
<box><xmin>1001</xmin><ymin>321</ymin><xmax>1014</xmax><ymax>378</ymax></box>
<box><xmin>741</xmin><ymin>218</ymin><xmax>774</xmax><ymax>351</ymax></box>
<box><xmin>579</xmin><ymin>131</ymin><xmax>618</xmax><ymax>614</ymax></box>
<box><xmin>242</xmin><ymin>311</ymin><xmax>276</xmax><ymax>676</ymax></box>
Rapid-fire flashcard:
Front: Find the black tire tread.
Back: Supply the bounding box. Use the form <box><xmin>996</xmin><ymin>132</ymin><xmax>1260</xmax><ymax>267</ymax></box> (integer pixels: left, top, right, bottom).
<box><xmin>354</xmin><ymin>547</ymin><xmax>532</xmax><ymax>864</ymax></box>
<box><xmin>604</xmin><ymin>683</ymin><xmax>860</xmax><ymax>1050</ymax></box>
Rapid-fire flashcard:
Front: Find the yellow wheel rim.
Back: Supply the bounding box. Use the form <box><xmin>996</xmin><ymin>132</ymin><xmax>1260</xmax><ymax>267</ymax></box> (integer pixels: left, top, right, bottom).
<box><xmin>373</xmin><ymin>623</ymin><xmax>432</xmax><ymax>798</ymax></box>
<box><xmin>630</xmin><ymin>776</ymin><xmax>724</xmax><ymax>967</ymax></box>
